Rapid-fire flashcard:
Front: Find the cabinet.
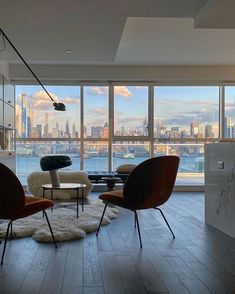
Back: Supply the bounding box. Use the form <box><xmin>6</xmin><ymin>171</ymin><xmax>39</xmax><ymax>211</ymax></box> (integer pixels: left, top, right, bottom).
<box><xmin>0</xmin><ymin>74</ymin><xmax>16</xmax><ymax>172</ymax></box>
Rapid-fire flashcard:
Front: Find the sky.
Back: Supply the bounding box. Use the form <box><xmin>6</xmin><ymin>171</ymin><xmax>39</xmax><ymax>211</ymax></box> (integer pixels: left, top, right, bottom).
<box><xmin>15</xmin><ymin>85</ymin><xmax>235</xmax><ymax>136</ymax></box>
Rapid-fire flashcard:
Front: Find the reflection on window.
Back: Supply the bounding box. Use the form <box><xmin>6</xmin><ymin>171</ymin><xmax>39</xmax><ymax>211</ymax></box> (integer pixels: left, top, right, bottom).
<box><xmin>114</xmin><ymin>86</ymin><xmax>148</xmax><ymax>136</ymax></box>
<box><xmin>15</xmin><ymin>85</ymin><xmax>80</xmax><ymax>139</ymax></box>
<box><xmin>154</xmin><ymin>86</ymin><xmax>219</xmax><ymax>139</ymax></box>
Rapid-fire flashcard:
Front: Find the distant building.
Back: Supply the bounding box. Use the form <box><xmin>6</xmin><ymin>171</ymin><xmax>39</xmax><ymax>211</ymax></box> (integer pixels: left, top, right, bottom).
<box><xmin>65</xmin><ymin>120</ymin><xmax>70</xmax><ymax>137</ymax></box>
<box><xmin>102</xmin><ymin>122</ymin><xmax>109</xmax><ymax>138</ymax></box>
<box><xmin>190</xmin><ymin>121</ymin><xmax>199</xmax><ymax>137</ymax></box>
<box><xmin>205</xmin><ymin>124</ymin><xmax>214</xmax><ymax>138</ymax></box>
<box><xmin>224</xmin><ymin>117</ymin><xmax>232</xmax><ymax>138</ymax></box>
<box><xmin>72</xmin><ymin>123</ymin><xmax>76</xmax><ymax>138</ymax></box>
<box><xmin>143</xmin><ymin>117</ymin><xmax>148</xmax><ymax>136</ymax></box>
<box><xmin>21</xmin><ymin>93</ymin><xmax>28</xmax><ymax>138</ymax></box>
<box><xmin>27</xmin><ymin>116</ymin><xmax>32</xmax><ymax>137</ymax></box>
<box><xmin>44</xmin><ymin>113</ymin><xmax>49</xmax><ymax>137</ymax></box>
<box><xmin>170</xmin><ymin>127</ymin><xmax>179</xmax><ymax>138</ymax></box>
<box><xmin>159</xmin><ymin>126</ymin><xmax>166</xmax><ymax>137</ymax></box>
<box><xmin>91</xmin><ymin>126</ymin><xmax>102</xmax><ymax>138</ymax></box>
<box><xmin>36</xmin><ymin>124</ymin><xmax>42</xmax><ymax>138</ymax></box>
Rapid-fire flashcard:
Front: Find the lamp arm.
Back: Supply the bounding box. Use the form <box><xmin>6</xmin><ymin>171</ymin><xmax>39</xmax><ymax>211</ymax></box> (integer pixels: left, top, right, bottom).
<box><xmin>0</xmin><ymin>28</ymin><xmax>55</xmax><ymax>103</ymax></box>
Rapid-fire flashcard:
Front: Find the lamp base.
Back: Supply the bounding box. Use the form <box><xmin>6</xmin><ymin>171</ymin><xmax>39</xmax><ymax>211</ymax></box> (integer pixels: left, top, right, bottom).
<box><xmin>49</xmin><ymin>170</ymin><xmax>60</xmax><ymax>187</ymax></box>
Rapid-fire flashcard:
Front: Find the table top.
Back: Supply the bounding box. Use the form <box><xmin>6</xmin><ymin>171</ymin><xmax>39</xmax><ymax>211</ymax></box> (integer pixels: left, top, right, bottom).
<box><xmin>41</xmin><ymin>183</ymin><xmax>87</xmax><ymax>189</ymax></box>
<box><xmin>101</xmin><ymin>177</ymin><xmax>121</xmax><ymax>181</ymax></box>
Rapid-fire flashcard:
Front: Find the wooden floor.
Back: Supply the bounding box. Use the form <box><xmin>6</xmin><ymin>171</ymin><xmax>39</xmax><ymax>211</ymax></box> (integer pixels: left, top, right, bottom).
<box><xmin>1</xmin><ymin>192</ymin><xmax>235</xmax><ymax>294</ymax></box>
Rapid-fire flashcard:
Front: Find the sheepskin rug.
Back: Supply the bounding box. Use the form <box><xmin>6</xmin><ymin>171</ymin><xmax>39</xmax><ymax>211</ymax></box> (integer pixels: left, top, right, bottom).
<box><xmin>0</xmin><ymin>200</ymin><xmax>118</xmax><ymax>242</ymax></box>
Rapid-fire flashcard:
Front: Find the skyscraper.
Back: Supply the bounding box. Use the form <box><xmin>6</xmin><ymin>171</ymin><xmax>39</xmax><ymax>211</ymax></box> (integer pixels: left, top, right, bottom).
<box><xmin>224</xmin><ymin>117</ymin><xmax>232</xmax><ymax>138</ymax></box>
<box><xmin>36</xmin><ymin>124</ymin><xmax>42</xmax><ymax>138</ymax></box>
<box><xmin>65</xmin><ymin>120</ymin><xmax>70</xmax><ymax>137</ymax></box>
<box><xmin>44</xmin><ymin>113</ymin><xmax>49</xmax><ymax>137</ymax></box>
<box><xmin>205</xmin><ymin>124</ymin><xmax>213</xmax><ymax>138</ymax></box>
<box><xmin>21</xmin><ymin>93</ymin><xmax>28</xmax><ymax>138</ymax></box>
<box><xmin>102</xmin><ymin>122</ymin><xmax>109</xmax><ymax>138</ymax></box>
<box><xmin>190</xmin><ymin>121</ymin><xmax>199</xmax><ymax>137</ymax></box>
<box><xmin>72</xmin><ymin>123</ymin><xmax>76</xmax><ymax>138</ymax></box>
<box><xmin>143</xmin><ymin>117</ymin><xmax>148</xmax><ymax>136</ymax></box>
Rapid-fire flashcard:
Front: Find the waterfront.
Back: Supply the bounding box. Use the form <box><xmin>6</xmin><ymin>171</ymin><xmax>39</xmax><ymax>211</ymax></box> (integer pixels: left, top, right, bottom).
<box><xmin>16</xmin><ymin>155</ymin><xmax>204</xmax><ymax>185</ymax></box>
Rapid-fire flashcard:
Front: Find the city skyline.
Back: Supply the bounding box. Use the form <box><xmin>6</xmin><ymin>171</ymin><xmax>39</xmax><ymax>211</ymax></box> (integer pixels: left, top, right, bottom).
<box><xmin>15</xmin><ymin>85</ymin><xmax>235</xmax><ymax>139</ymax></box>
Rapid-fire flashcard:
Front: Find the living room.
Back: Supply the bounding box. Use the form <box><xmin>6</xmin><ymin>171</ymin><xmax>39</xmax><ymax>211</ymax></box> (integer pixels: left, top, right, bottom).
<box><xmin>1</xmin><ymin>1</ymin><xmax>235</xmax><ymax>293</ymax></box>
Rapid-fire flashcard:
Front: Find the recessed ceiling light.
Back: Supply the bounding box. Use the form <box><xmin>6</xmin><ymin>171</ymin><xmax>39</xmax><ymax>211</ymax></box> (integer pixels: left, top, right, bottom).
<box><xmin>65</xmin><ymin>50</ymin><xmax>72</xmax><ymax>54</ymax></box>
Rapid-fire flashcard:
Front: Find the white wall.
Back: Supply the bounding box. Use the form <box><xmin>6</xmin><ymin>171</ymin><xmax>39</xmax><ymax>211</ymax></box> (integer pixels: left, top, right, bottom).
<box><xmin>0</xmin><ymin>61</ymin><xmax>10</xmax><ymax>80</ymax></box>
<box><xmin>9</xmin><ymin>64</ymin><xmax>235</xmax><ymax>84</ymax></box>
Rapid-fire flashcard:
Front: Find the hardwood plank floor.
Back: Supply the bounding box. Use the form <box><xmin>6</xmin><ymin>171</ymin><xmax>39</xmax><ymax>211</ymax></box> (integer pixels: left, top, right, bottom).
<box><xmin>0</xmin><ymin>192</ymin><xmax>235</xmax><ymax>293</ymax></box>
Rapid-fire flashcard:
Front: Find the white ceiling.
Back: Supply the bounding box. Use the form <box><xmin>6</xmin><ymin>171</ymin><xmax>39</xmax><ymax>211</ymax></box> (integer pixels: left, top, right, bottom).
<box><xmin>1</xmin><ymin>0</ymin><xmax>235</xmax><ymax>66</ymax></box>
<box><xmin>116</xmin><ymin>17</ymin><xmax>235</xmax><ymax>65</ymax></box>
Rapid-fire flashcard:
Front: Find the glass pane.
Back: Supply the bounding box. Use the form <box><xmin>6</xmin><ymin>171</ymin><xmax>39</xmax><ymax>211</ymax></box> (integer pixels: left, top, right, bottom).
<box><xmin>84</xmin><ymin>86</ymin><xmax>109</xmax><ymax>138</ymax></box>
<box><xmin>114</xmin><ymin>86</ymin><xmax>148</xmax><ymax>136</ymax></box>
<box><xmin>84</xmin><ymin>141</ymin><xmax>108</xmax><ymax>171</ymax></box>
<box><xmin>112</xmin><ymin>141</ymin><xmax>150</xmax><ymax>171</ymax></box>
<box><xmin>154</xmin><ymin>86</ymin><xmax>219</xmax><ymax>139</ymax></box>
<box><xmin>225</xmin><ymin>86</ymin><xmax>235</xmax><ymax>138</ymax></box>
<box><xmin>154</xmin><ymin>143</ymin><xmax>204</xmax><ymax>185</ymax></box>
<box><xmin>16</xmin><ymin>141</ymin><xmax>80</xmax><ymax>185</ymax></box>
<box><xmin>15</xmin><ymin>85</ymin><xmax>80</xmax><ymax>138</ymax></box>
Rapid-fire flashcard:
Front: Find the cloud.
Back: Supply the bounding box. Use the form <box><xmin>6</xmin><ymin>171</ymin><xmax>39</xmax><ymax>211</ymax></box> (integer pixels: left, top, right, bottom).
<box><xmin>19</xmin><ymin>91</ymin><xmax>80</xmax><ymax>112</ymax></box>
<box><xmin>163</xmin><ymin>109</ymin><xmax>218</xmax><ymax>126</ymax></box>
<box><xmin>116</xmin><ymin>116</ymin><xmax>145</xmax><ymax>125</ymax></box>
<box><xmin>89</xmin><ymin>87</ymin><xmax>108</xmax><ymax>96</ymax></box>
<box><xmin>62</xmin><ymin>97</ymin><xmax>80</xmax><ymax>104</ymax></box>
<box><xmin>156</xmin><ymin>98</ymin><xmax>218</xmax><ymax>106</ymax></box>
<box><xmin>114</xmin><ymin>86</ymin><xmax>133</xmax><ymax>97</ymax></box>
<box><xmin>86</xmin><ymin>108</ymin><xmax>107</xmax><ymax>116</ymax></box>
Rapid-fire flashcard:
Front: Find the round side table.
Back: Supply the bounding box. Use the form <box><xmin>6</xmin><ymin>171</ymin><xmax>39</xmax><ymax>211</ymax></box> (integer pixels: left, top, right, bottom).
<box><xmin>101</xmin><ymin>177</ymin><xmax>121</xmax><ymax>191</ymax></box>
<box><xmin>41</xmin><ymin>183</ymin><xmax>87</xmax><ymax>218</ymax></box>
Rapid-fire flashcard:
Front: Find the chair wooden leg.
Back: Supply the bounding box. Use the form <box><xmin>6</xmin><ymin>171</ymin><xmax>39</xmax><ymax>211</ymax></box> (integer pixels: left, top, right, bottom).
<box><xmin>1</xmin><ymin>220</ymin><xmax>12</xmax><ymax>265</ymax></box>
<box><xmin>155</xmin><ymin>208</ymin><xmax>175</xmax><ymax>239</ymax></box>
<box><xmin>43</xmin><ymin>211</ymin><xmax>57</xmax><ymax>248</ymax></box>
<box><xmin>96</xmin><ymin>202</ymin><xmax>108</xmax><ymax>236</ymax></box>
<box><xmin>134</xmin><ymin>211</ymin><xmax>142</xmax><ymax>248</ymax></box>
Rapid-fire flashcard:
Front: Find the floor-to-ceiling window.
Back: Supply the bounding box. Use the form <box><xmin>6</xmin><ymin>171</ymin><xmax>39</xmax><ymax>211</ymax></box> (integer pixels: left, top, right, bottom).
<box><xmin>15</xmin><ymin>85</ymin><xmax>80</xmax><ymax>184</ymax></box>
<box><xmin>154</xmin><ymin>86</ymin><xmax>219</xmax><ymax>185</ymax></box>
<box><xmin>112</xmin><ymin>85</ymin><xmax>151</xmax><ymax>170</ymax></box>
<box><xmin>15</xmin><ymin>83</ymin><xmax>222</xmax><ymax>186</ymax></box>
<box><xmin>83</xmin><ymin>85</ymin><xmax>109</xmax><ymax>171</ymax></box>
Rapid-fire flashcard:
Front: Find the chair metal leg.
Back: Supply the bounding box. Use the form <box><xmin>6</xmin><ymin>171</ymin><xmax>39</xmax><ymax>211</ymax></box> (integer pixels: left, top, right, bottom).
<box><xmin>134</xmin><ymin>213</ymin><xmax>137</xmax><ymax>228</ymax></box>
<box><xmin>10</xmin><ymin>222</ymin><xmax>13</xmax><ymax>238</ymax></box>
<box><xmin>1</xmin><ymin>220</ymin><xmax>12</xmax><ymax>265</ymax></box>
<box><xmin>43</xmin><ymin>211</ymin><xmax>57</xmax><ymax>248</ymax></box>
<box><xmin>155</xmin><ymin>208</ymin><xmax>175</xmax><ymax>239</ymax></box>
<box><xmin>134</xmin><ymin>211</ymin><xmax>142</xmax><ymax>248</ymax></box>
<box><xmin>96</xmin><ymin>202</ymin><xmax>108</xmax><ymax>236</ymax></box>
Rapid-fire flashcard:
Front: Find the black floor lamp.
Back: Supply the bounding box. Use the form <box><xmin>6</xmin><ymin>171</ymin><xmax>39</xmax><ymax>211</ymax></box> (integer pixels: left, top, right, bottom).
<box><xmin>0</xmin><ymin>28</ymin><xmax>66</xmax><ymax>111</ymax></box>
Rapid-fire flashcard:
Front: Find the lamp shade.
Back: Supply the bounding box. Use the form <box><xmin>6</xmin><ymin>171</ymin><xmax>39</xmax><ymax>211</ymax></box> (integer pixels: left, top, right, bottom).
<box><xmin>53</xmin><ymin>102</ymin><xmax>66</xmax><ymax>111</ymax></box>
<box><xmin>40</xmin><ymin>155</ymin><xmax>72</xmax><ymax>171</ymax></box>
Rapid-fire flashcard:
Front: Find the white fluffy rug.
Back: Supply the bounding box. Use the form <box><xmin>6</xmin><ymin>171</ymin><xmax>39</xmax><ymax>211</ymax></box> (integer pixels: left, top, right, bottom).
<box><xmin>0</xmin><ymin>200</ymin><xmax>118</xmax><ymax>242</ymax></box>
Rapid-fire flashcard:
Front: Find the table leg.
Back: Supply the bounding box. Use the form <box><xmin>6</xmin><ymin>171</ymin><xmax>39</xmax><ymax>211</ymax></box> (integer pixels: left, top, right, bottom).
<box><xmin>76</xmin><ymin>188</ymin><xmax>79</xmax><ymax>218</ymax></box>
<box><xmin>42</xmin><ymin>188</ymin><xmax>45</xmax><ymax>217</ymax></box>
<box><xmin>51</xmin><ymin>189</ymin><xmax>53</xmax><ymax>212</ymax></box>
<box><xmin>82</xmin><ymin>188</ymin><xmax>84</xmax><ymax>212</ymax></box>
